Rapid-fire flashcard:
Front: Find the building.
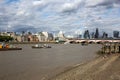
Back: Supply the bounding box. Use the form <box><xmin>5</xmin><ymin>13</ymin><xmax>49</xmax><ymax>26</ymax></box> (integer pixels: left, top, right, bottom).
<box><xmin>113</xmin><ymin>31</ymin><xmax>119</xmax><ymax>38</ymax></box>
<box><xmin>48</xmin><ymin>33</ymin><xmax>54</xmax><ymax>41</ymax></box>
<box><xmin>36</xmin><ymin>32</ymin><xmax>54</xmax><ymax>42</ymax></box>
<box><xmin>56</xmin><ymin>31</ymin><xmax>66</xmax><ymax>41</ymax></box>
<box><xmin>14</xmin><ymin>34</ymin><xmax>22</xmax><ymax>42</ymax></box>
<box><xmin>36</xmin><ymin>32</ymin><xmax>46</xmax><ymax>42</ymax></box>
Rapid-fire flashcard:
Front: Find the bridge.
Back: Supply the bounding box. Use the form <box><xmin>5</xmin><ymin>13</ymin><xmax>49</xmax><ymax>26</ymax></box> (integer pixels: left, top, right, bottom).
<box><xmin>65</xmin><ymin>39</ymin><xmax>120</xmax><ymax>43</ymax></box>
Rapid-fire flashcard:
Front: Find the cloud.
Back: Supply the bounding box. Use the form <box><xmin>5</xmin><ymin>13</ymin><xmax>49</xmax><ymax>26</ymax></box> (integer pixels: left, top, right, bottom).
<box><xmin>33</xmin><ymin>1</ymin><xmax>45</xmax><ymax>6</ymax></box>
<box><xmin>86</xmin><ymin>0</ymin><xmax>120</xmax><ymax>8</ymax></box>
<box><xmin>0</xmin><ymin>0</ymin><xmax>120</xmax><ymax>36</ymax></box>
<box><xmin>60</xmin><ymin>0</ymin><xmax>84</xmax><ymax>13</ymax></box>
<box><xmin>0</xmin><ymin>0</ymin><xmax>4</xmax><ymax>3</ymax></box>
<box><xmin>32</xmin><ymin>0</ymin><xmax>49</xmax><ymax>10</ymax></box>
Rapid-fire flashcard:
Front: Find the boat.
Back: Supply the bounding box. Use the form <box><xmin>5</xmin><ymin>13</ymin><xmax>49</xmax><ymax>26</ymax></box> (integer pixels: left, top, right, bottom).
<box><xmin>32</xmin><ymin>46</ymin><xmax>51</xmax><ymax>48</ymax></box>
<box><xmin>32</xmin><ymin>46</ymin><xmax>43</xmax><ymax>48</ymax></box>
<box><xmin>0</xmin><ymin>48</ymin><xmax>22</xmax><ymax>51</ymax></box>
<box><xmin>44</xmin><ymin>46</ymin><xmax>51</xmax><ymax>48</ymax></box>
<box><xmin>0</xmin><ymin>42</ymin><xmax>22</xmax><ymax>51</ymax></box>
<box><xmin>32</xmin><ymin>44</ymin><xmax>52</xmax><ymax>49</ymax></box>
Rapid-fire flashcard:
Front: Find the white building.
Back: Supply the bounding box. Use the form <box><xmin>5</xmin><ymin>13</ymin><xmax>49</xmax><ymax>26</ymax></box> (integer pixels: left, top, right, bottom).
<box><xmin>57</xmin><ymin>31</ymin><xmax>66</xmax><ymax>41</ymax></box>
<box><xmin>42</xmin><ymin>32</ymin><xmax>49</xmax><ymax>41</ymax></box>
<box><xmin>36</xmin><ymin>32</ymin><xmax>46</xmax><ymax>42</ymax></box>
<box><xmin>36</xmin><ymin>32</ymin><xmax>54</xmax><ymax>42</ymax></box>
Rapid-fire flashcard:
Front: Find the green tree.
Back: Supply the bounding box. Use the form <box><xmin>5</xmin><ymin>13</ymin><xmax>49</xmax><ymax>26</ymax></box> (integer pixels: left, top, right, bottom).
<box><xmin>0</xmin><ymin>36</ymin><xmax>13</xmax><ymax>42</ymax></box>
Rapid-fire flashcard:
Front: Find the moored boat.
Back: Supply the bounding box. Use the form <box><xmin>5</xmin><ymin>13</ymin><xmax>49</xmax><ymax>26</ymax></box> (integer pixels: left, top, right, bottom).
<box><xmin>32</xmin><ymin>46</ymin><xmax>43</xmax><ymax>48</ymax></box>
<box><xmin>0</xmin><ymin>48</ymin><xmax>22</xmax><ymax>51</ymax></box>
<box><xmin>32</xmin><ymin>44</ymin><xmax>51</xmax><ymax>49</ymax></box>
<box><xmin>0</xmin><ymin>42</ymin><xmax>22</xmax><ymax>51</ymax></box>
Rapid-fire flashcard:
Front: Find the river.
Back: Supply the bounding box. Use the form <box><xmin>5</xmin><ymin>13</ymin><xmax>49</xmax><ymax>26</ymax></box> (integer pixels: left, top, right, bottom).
<box><xmin>0</xmin><ymin>44</ymin><xmax>101</xmax><ymax>80</ymax></box>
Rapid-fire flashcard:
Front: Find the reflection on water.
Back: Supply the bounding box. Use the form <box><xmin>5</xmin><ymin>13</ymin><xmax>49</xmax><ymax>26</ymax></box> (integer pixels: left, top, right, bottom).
<box><xmin>0</xmin><ymin>44</ymin><xmax>101</xmax><ymax>80</ymax></box>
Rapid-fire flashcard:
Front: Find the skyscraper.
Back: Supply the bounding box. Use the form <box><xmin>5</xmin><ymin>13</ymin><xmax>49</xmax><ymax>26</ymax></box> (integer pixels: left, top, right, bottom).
<box><xmin>113</xmin><ymin>31</ymin><xmax>119</xmax><ymax>38</ymax></box>
<box><xmin>95</xmin><ymin>28</ymin><xmax>99</xmax><ymax>39</ymax></box>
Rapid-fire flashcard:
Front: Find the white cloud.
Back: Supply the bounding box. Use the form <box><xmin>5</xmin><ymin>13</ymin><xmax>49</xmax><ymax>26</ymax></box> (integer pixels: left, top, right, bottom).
<box><xmin>33</xmin><ymin>1</ymin><xmax>44</xmax><ymax>6</ymax></box>
<box><xmin>85</xmin><ymin>0</ymin><xmax>103</xmax><ymax>7</ymax></box>
<box><xmin>60</xmin><ymin>0</ymin><xmax>84</xmax><ymax>13</ymax></box>
<box><xmin>61</xmin><ymin>2</ymin><xmax>78</xmax><ymax>12</ymax></box>
<box><xmin>16</xmin><ymin>10</ymin><xmax>25</xmax><ymax>15</ymax></box>
<box><xmin>32</xmin><ymin>0</ymin><xmax>48</xmax><ymax>9</ymax></box>
<box><xmin>0</xmin><ymin>0</ymin><xmax>120</xmax><ymax>35</ymax></box>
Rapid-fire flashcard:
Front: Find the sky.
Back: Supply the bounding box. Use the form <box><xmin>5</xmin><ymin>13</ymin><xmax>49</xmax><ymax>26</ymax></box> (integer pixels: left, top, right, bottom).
<box><xmin>0</xmin><ymin>0</ymin><xmax>120</xmax><ymax>36</ymax></box>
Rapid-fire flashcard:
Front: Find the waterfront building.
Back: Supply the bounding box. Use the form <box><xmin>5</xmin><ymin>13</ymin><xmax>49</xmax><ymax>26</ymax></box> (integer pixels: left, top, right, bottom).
<box><xmin>36</xmin><ymin>32</ymin><xmax>46</xmax><ymax>42</ymax></box>
<box><xmin>56</xmin><ymin>31</ymin><xmax>66</xmax><ymax>42</ymax></box>
<box><xmin>14</xmin><ymin>34</ymin><xmax>22</xmax><ymax>42</ymax></box>
<box><xmin>48</xmin><ymin>33</ymin><xmax>54</xmax><ymax>41</ymax></box>
<box><xmin>0</xmin><ymin>32</ymin><xmax>15</xmax><ymax>36</ymax></box>
<box><xmin>42</xmin><ymin>32</ymin><xmax>48</xmax><ymax>41</ymax></box>
<box><xmin>36</xmin><ymin>32</ymin><xmax>54</xmax><ymax>42</ymax></box>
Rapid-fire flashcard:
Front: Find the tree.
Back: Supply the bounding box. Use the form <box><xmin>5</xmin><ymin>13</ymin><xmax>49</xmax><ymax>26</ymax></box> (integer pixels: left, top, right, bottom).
<box><xmin>95</xmin><ymin>28</ymin><xmax>99</xmax><ymax>38</ymax></box>
<box><xmin>0</xmin><ymin>36</ymin><xmax>13</xmax><ymax>42</ymax></box>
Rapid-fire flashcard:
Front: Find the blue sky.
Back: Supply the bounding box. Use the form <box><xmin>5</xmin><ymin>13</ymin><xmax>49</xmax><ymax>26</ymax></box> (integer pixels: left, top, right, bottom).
<box><xmin>0</xmin><ymin>0</ymin><xmax>120</xmax><ymax>36</ymax></box>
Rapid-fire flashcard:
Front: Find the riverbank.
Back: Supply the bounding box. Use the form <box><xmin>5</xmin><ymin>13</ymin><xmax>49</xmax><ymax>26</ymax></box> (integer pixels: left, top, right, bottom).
<box><xmin>50</xmin><ymin>54</ymin><xmax>120</xmax><ymax>80</ymax></box>
<box><xmin>8</xmin><ymin>41</ymin><xmax>56</xmax><ymax>44</ymax></box>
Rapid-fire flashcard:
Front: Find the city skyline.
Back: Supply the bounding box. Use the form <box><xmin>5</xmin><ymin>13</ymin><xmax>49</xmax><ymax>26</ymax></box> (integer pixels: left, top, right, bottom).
<box><xmin>0</xmin><ymin>0</ymin><xmax>120</xmax><ymax>35</ymax></box>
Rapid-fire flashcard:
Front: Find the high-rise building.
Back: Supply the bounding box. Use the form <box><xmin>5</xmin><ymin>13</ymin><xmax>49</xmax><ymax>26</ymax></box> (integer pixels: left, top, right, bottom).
<box><xmin>113</xmin><ymin>31</ymin><xmax>119</xmax><ymax>38</ymax></box>
<box><xmin>95</xmin><ymin>28</ymin><xmax>99</xmax><ymax>38</ymax></box>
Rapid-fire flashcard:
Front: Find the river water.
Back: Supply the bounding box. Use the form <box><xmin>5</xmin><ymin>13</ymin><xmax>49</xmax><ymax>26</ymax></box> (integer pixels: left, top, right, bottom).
<box><xmin>0</xmin><ymin>44</ymin><xmax>101</xmax><ymax>80</ymax></box>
